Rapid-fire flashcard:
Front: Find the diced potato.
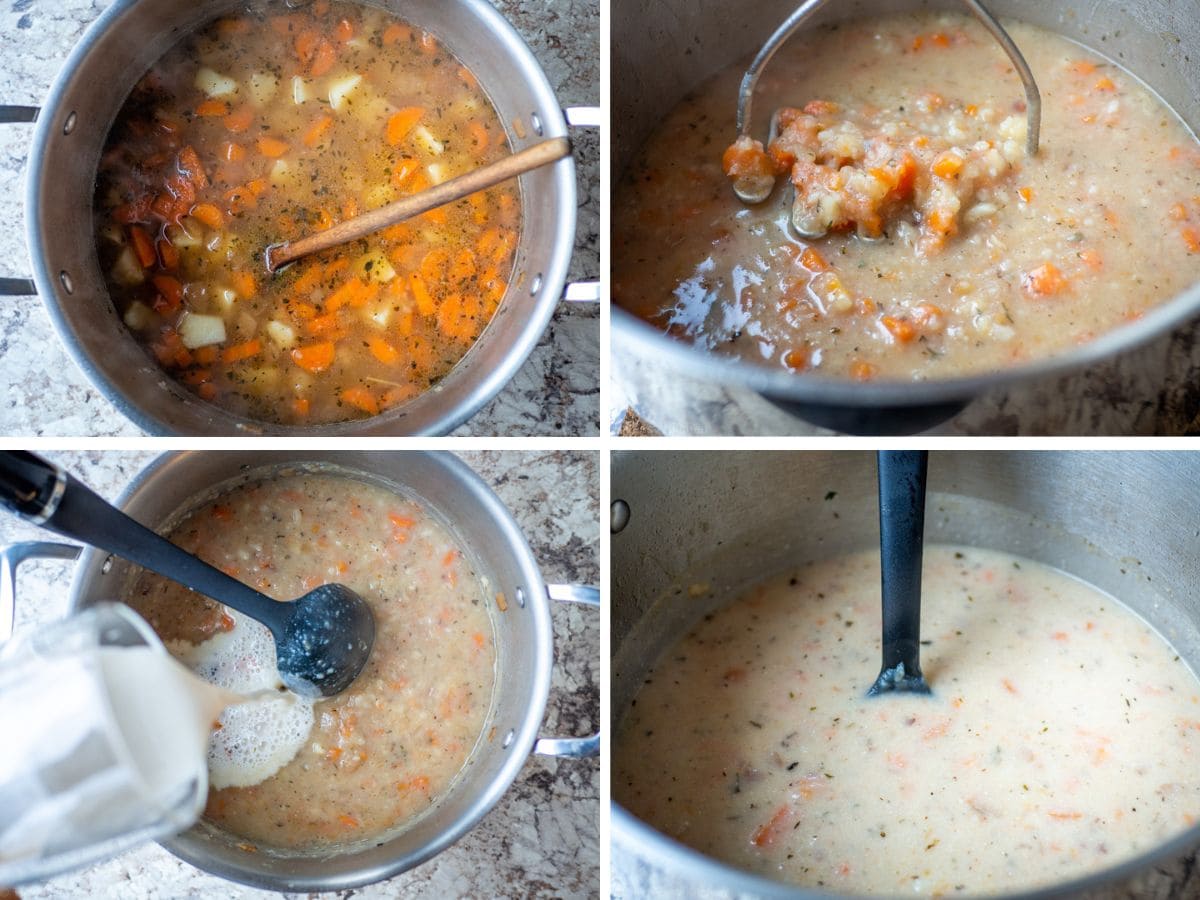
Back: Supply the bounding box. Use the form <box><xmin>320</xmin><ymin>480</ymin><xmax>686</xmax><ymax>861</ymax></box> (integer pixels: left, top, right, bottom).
<box><xmin>240</xmin><ymin>366</ymin><xmax>280</xmax><ymax>394</ymax></box>
<box><xmin>292</xmin><ymin>76</ymin><xmax>312</xmax><ymax>105</ymax></box>
<box><xmin>195</xmin><ymin>67</ymin><xmax>238</xmax><ymax>98</ymax></box>
<box><xmin>350</xmin><ymin>92</ymin><xmax>391</xmax><ymax>127</ymax></box>
<box><xmin>362</xmin><ymin>182</ymin><xmax>396</xmax><ymax>211</ymax></box>
<box><xmin>365</xmin><ymin>302</ymin><xmax>391</xmax><ymax>329</ymax></box>
<box><xmin>247</xmin><ymin>72</ymin><xmax>278</xmax><ymax>106</ymax></box>
<box><xmin>122</xmin><ymin>300</ymin><xmax>153</xmax><ymax>331</ymax></box>
<box><xmin>354</xmin><ymin>250</ymin><xmax>396</xmax><ymax>283</ymax></box>
<box><xmin>178</xmin><ymin>312</ymin><xmax>227</xmax><ymax>349</ymax></box>
<box><xmin>99</xmin><ymin>223</ymin><xmax>124</xmax><ymax>246</ymax></box>
<box><xmin>214</xmin><ymin>286</ymin><xmax>238</xmax><ymax>312</ymax></box>
<box><xmin>205</xmin><ymin>232</ymin><xmax>223</xmax><ymax>253</ymax></box>
<box><xmin>412</xmin><ymin>124</ymin><xmax>444</xmax><ymax>156</ymax></box>
<box><xmin>167</xmin><ymin>218</ymin><xmax>203</xmax><ymax>249</ymax></box>
<box><xmin>290</xmin><ymin>370</ymin><xmax>314</xmax><ymax>396</ymax></box>
<box><xmin>266</xmin><ymin>319</ymin><xmax>297</xmax><ymax>349</ymax></box>
<box><xmin>269</xmin><ymin>158</ymin><xmax>302</xmax><ymax>188</ymax></box>
<box><xmin>328</xmin><ymin>74</ymin><xmax>364</xmax><ymax>111</ymax></box>
<box><xmin>111</xmin><ymin>246</ymin><xmax>145</xmax><ymax>287</ymax></box>
<box><xmin>426</xmin><ymin>162</ymin><xmax>449</xmax><ymax>186</ymax></box>
<box><xmin>236</xmin><ymin>310</ymin><xmax>258</xmax><ymax>338</ymax></box>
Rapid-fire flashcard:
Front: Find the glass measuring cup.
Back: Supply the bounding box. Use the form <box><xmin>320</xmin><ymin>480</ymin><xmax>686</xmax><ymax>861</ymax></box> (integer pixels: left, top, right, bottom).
<box><xmin>0</xmin><ymin>602</ymin><xmax>211</xmax><ymax>886</ymax></box>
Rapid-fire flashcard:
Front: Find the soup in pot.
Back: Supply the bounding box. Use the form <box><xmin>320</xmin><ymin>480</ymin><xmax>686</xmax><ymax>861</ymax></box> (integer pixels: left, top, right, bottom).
<box><xmin>614</xmin><ymin>13</ymin><xmax>1200</xmax><ymax>381</ymax></box>
<box><xmin>125</xmin><ymin>470</ymin><xmax>498</xmax><ymax>850</ymax></box>
<box><xmin>615</xmin><ymin>546</ymin><xmax>1200</xmax><ymax>895</ymax></box>
<box><xmin>95</xmin><ymin>0</ymin><xmax>520</xmax><ymax>425</ymax></box>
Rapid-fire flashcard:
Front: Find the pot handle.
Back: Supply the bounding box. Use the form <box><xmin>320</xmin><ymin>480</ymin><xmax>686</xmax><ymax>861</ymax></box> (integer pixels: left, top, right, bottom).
<box><xmin>560</xmin><ymin>106</ymin><xmax>601</xmax><ymax>305</ymax></box>
<box><xmin>0</xmin><ymin>106</ymin><xmax>40</xmax><ymax>296</ymax></box>
<box><xmin>0</xmin><ymin>541</ymin><xmax>81</xmax><ymax>644</ymax></box>
<box><xmin>533</xmin><ymin>583</ymin><xmax>600</xmax><ymax>758</ymax></box>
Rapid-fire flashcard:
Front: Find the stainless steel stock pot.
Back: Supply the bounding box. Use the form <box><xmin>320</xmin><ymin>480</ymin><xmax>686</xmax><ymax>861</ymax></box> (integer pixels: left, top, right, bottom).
<box><xmin>611</xmin><ymin>450</ymin><xmax>1200</xmax><ymax>897</ymax></box>
<box><xmin>0</xmin><ymin>0</ymin><xmax>597</xmax><ymax>435</ymax></box>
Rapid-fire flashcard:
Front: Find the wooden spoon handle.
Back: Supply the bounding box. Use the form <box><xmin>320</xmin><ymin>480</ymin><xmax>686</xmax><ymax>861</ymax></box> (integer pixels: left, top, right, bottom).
<box><xmin>265</xmin><ymin>136</ymin><xmax>571</xmax><ymax>273</ymax></box>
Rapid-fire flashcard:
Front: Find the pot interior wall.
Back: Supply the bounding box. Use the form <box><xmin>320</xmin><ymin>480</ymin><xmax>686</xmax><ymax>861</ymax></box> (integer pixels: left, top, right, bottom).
<box><xmin>70</xmin><ymin>451</ymin><xmax>550</xmax><ymax>890</ymax></box>
<box><xmin>32</xmin><ymin>0</ymin><xmax>571</xmax><ymax>435</ymax></box>
<box><xmin>613</xmin><ymin>0</ymin><xmax>1200</xmax><ymax>177</ymax></box>
<box><xmin>612</xmin><ymin>451</ymin><xmax>1200</xmax><ymax>722</ymax></box>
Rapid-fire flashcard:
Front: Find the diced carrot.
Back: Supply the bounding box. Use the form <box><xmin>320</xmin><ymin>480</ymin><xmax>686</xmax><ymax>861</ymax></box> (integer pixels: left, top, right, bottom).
<box><xmin>215</xmin><ymin>17</ymin><xmax>251</xmax><ymax>36</ymax></box>
<box><xmin>223</xmin><ymin>105</ymin><xmax>255</xmax><ymax>133</ymax></box>
<box><xmin>1093</xmin><ymin>76</ymin><xmax>1116</xmax><ymax>92</ymax></box>
<box><xmin>306</xmin><ymin>313</ymin><xmax>340</xmax><ymax>336</ymax></box>
<box><xmin>295</xmin><ymin>29</ymin><xmax>320</xmax><ymax>65</ymax></box>
<box><xmin>1183</xmin><ymin>227</ymin><xmax>1200</xmax><ymax>254</ymax></box>
<box><xmin>256</xmin><ymin>136</ymin><xmax>290</xmax><ymax>158</ymax></box>
<box><xmin>411</xmin><ymin>275</ymin><xmax>436</xmax><ymax>316</ymax></box>
<box><xmin>386</xmin><ymin>107</ymin><xmax>425</xmax><ymax>146</ymax></box>
<box><xmin>932</xmin><ymin>151</ymin><xmax>964</xmax><ymax>180</ymax></box>
<box><xmin>881</xmin><ymin>315</ymin><xmax>917</xmax><ymax>343</ymax></box>
<box><xmin>195</xmin><ymin>99</ymin><xmax>230</xmax><ymax>117</ymax></box>
<box><xmin>325</xmin><ymin>276</ymin><xmax>368</xmax><ymax>312</ymax></box>
<box><xmin>309</xmin><ymin>40</ymin><xmax>336</xmax><ymax>77</ymax></box>
<box><xmin>342</xmin><ymin>196</ymin><xmax>359</xmax><ymax>220</ymax></box>
<box><xmin>799</xmin><ymin>246</ymin><xmax>828</xmax><ymax>272</ymax></box>
<box><xmin>181</xmin><ymin>367</ymin><xmax>212</xmax><ymax>386</ymax></box>
<box><xmin>340</xmin><ymin>385</ymin><xmax>379</xmax><ymax>415</ymax></box>
<box><xmin>1003</xmin><ymin>678</ymin><xmax>1019</xmax><ymax>694</ymax></box>
<box><xmin>1018</xmin><ymin>186</ymin><xmax>1034</xmax><ymax>204</ymax></box>
<box><xmin>448</xmin><ymin>248</ymin><xmax>477</xmax><ymax>284</ymax></box>
<box><xmin>442</xmin><ymin>549</ymin><xmax>458</xmax><ymax>566</ymax></box>
<box><xmin>382</xmin><ymin>22</ymin><xmax>411</xmax><ymax>45</ymax></box>
<box><xmin>1048</xmin><ymin>811</ymin><xmax>1084</xmax><ymax>821</ymax></box>
<box><xmin>367</xmin><ymin>336</ymin><xmax>400</xmax><ymax>365</ymax></box>
<box><xmin>334</xmin><ymin>18</ymin><xmax>354</xmax><ymax>41</ymax></box>
<box><xmin>419</xmin><ymin>30</ymin><xmax>439</xmax><ymax>55</ymax></box>
<box><xmin>1169</xmin><ymin>202</ymin><xmax>1189</xmax><ymax>222</ymax></box>
<box><xmin>194</xmin><ymin>346</ymin><xmax>218</xmax><ymax>366</ymax></box>
<box><xmin>157</xmin><ymin>238</ymin><xmax>179</xmax><ymax>270</ymax></box>
<box><xmin>221</xmin><ymin>141</ymin><xmax>246</xmax><ymax>162</ymax></box>
<box><xmin>232</xmin><ymin>271</ymin><xmax>257</xmax><ymax>298</ymax></box>
<box><xmin>303</xmin><ymin>115</ymin><xmax>333</xmax><ymax>148</ymax></box>
<box><xmin>337</xmin><ymin>814</ymin><xmax>359</xmax><ymax>828</ymax></box>
<box><xmin>1022</xmin><ymin>262</ymin><xmax>1070</xmax><ymax>297</ymax></box>
<box><xmin>472</xmin><ymin>632</ymin><xmax>485</xmax><ymax>649</ymax></box>
<box><xmin>751</xmin><ymin>804</ymin><xmax>794</xmax><ymax>847</ymax></box>
<box><xmin>196</xmin><ymin>379</ymin><xmax>215</xmax><ymax>401</ymax></box>
<box><xmin>292</xmin><ymin>341</ymin><xmax>335</xmax><ymax>373</ymax></box>
<box><xmin>222</xmin><ymin>339</ymin><xmax>262</xmax><ymax>364</ymax></box>
<box><xmin>152</xmin><ymin>274</ymin><xmax>184</xmax><ymax>310</ymax></box>
<box><xmin>850</xmin><ymin>360</ymin><xmax>878</xmax><ymax>381</ymax></box>
<box><xmin>129</xmin><ymin>226</ymin><xmax>157</xmax><ymax>268</ymax></box>
<box><xmin>191</xmin><ymin>203</ymin><xmax>225</xmax><ymax>229</ymax></box>
<box><xmin>1069</xmin><ymin>59</ymin><xmax>1097</xmax><ymax>76</ymax></box>
<box><xmin>390</xmin><ymin>157</ymin><xmax>421</xmax><ymax>189</ymax></box>
<box><xmin>292</xmin><ymin>265</ymin><xmax>324</xmax><ymax>297</ymax></box>
<box><xmin>783</xmin><ymin>348</ymin><xmax>807</xmax><ymax>371</ymax></box>
<box><xmin>389</xmin><ymin>514</ymin><xmax>416</xmax><ymax>529</ymax></box>
<box><xmin>467</xmin><ymin>120</ymin><xmax>489</xmax><ymax>152</ymax></box>
<box><xmin>291</xmin><ymin>396</ymin><xmax>310</xmax><ymax>417</ymax></box>
<box><xmin>1078</xmin><ymin>249</ymin><xmax>1103</xmax><ymax>270</ymax></box>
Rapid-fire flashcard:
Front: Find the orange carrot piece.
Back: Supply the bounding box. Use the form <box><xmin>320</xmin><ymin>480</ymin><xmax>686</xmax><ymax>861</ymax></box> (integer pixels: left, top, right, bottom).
<box><xmin>1018</xmin><ymin>186</ymin><xmax>1034</xmax><ymax>204</ymax></box>
<box><xmin>325</xmin><ymin>277</ymin><xmax>367</xmax><ymax>312</ymax></box>
<box><xmin>223</xmin><ymin>105</ymin><xmax>254</xmax><ymax>133</ymax></box>
<box><xmin>367</xmin><ymin>336</ymin><xmax>400</xmax><ymax>365</ymax></box>
<box><xmin>292</xmin><ymin>265</ymin><xmax>324</xmax><ymax>296</ymax></box>
<box><xmin>156</xmin><ymin>238</ymin><xmax>179</xmax><ymax>270</ymax></box>
<box><xmin>382</xmin><ymin>23</ymin><xmax>411</xmax><ymax>45</ymax></box>
<box><xmin>303</xmin><ymin>115</ymin><xmax>334</xmax><ymax>148</ymax></box>
<box><xmin>467</xmin><ymin>120</ymin><xmax>489</xmax><ymax>152</ymax></box>
<box><xmin>152</xmin><ymin>274</ymin><xmax>184</xmax><ymax>309</ymax></box>
<box><xmin>221</xmin><ymin>339</ymin><xmax>262</xmax><ymax>364</ymax></box>
<box><xmin>386</xmin><ymin>107</ymin><xmax>425</xmax><ymax>146</ymax></box>
<box><xmin>194</xmin><ymin>346</ymin><xmax>218</xmax><ymax>366</ymax></box>
<box><xmin>337</xmin><ymin>814</ymin><xmax>359</xmax><ymax>829</ymax></box>
<box><xmin>751</xmin><ymin>804</ymin><xmax>793</xmax><ymax>847</ymax></box>
<box><xmin>442</xmin><ymin>549</ymin><xmax>457</xmax><ymax>566</ymax></box>
<box><xmin>292</xmin><ymin>341</ymin><xmax>335</xmax><ymax>373</ymax></box>
<box><xmin>129</xmin><ymin>226</ymin><xmax>157</xmax><ymax>268</ymax></box>
<box><xmin>221</xmin><ymin>141</ymin><xmax>246</xmax><ymax>162</ymax></box>
<box><xmin>334</xmin><ymin>18</ymin><xmax>354</xmax><ymax>42</ymax></box>
<box><xmin>1183</xmin><ymin>227</ymin><xmax>1200</xmax><ymax>254</ymax></box>
<box><xmin>232</xmin><ymin>271</ymin><xmax>257</xmax><ymax>298</ymax></box>
<box><xmin>391</xmin><ymin>157</ymin><xmax>421</xmax><ymax>188</ymax></box>
<box><xmin>1022</xmin><ymin>262</ymin><xmax>1069</xmax><ymax>297</ymax></box>
<box><xmin>306</xmin><ymin>313</ymin><xmax>340</xmax><ymax>336</ymax></box>
<box><xmin>410</xmin><ymin>274</ymin><xmax>436</xmax><ymax>316</ymax></box>
<box><xmin>341</xmin><ymin>385</ymin><xmax>379</xmax><ymax>415</ymax></box>
<box><xmin>1069</xmin><ymin>59</ymin><xmax>1097</xmax><ymax>76</ymax></box>
<box><xmin>191</xmin><ymin>203</ymin><xmax>225</xmax><ymax>229</ymax></box>
<box><xmin>195</xmin><ymin>99</ymin><xmax>230</xmax><ymax>117</ymax></box>
<box><xmin>310</xmin><ymin>40</ymin><xmax>337</xmax><ymax>77</ymax></box>
<box><xmin>256</xmin><ymin>136</ymin><xmax>290</xmax><ymax>158</ymax></box>
<box><xmin>931</xmin><ymin>151</ymin><xmax>964</xmax><ymax>179</ymax></box>
<box><xmin>799</xmin><ymin>246</ymin><xmax>828</xmax><ymax>272</ymax></box>
<box><xmin>1094</xmin><ymin>76</ymin><xmax>1116</xmax><ymax>92</ymax></box>
<box><xmin>1078</xmin><ymin>249</ymin><xmax>1103</xmax><ymax>270</ymax></box>
<box><xmin>419</xmin><ymin>30</ymin><xmax>439</xmax><ymax>55</ymax></box>
<box><xmin>881</xmin><ymin>315</ymin><xmax>917</xmax><ymax>344</ymax></box>
<box><xmin>295</xmin><ymin>29</ymin><xmax>320</xmax><ymax>65</ymax></box>
<box><xmin>850</xmin><ymin>360</ymin><xmax>878</xmax><ymax>381</ymax></box>
<box><xmin>291</xmin><ymin>396</ymin><xmax>310</xmax><ymax>418</ymax></box>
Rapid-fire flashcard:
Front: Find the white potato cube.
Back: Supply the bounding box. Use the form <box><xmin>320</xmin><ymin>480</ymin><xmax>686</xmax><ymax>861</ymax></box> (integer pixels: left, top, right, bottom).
<box><xmin>122</xmin><ymin>300</ymin><xmax>153</xmax><ymax>330</ymax></box>
<box><xmin>266</xmin><ymin>319</ymin><xmax>297</xmax><ymax>349</ymax></box>
<box><xmin>111</xmin><ymin>246</ymin><xmax>145</xmax><ymax>287</ymax></box>
<box><xmin>248</xmin><ymin>72</ymin><xmax>278</xmax><ymax>106</ymax></box>
<box><xmin>292</xmin><ymin>76</ymin><xmax>312</xmax><ymax>105</ymax></box>
<box><xmin>178</xmin><ymin>313</ymin><xmax>227</xmax><ymax>349</ymax></box>
<box><xmin>214</xmin><ymin>286</ymin><xmax>238</xmax><ymax>312</ymax></box>
<box><xmin>412</xmin><ymin>124</ymin><xmax>444</xmax><ymax>156</ymax></box>
<box><xmin>354</xmin><ymin>250</ymin><xmax>396</xmax><ymax>283</ymax></box>
<box><xmin>195</xmin><ymin>67</ymin><xmax>238</xmax><ymax>98</ymax></box>
<box><xmin>328</xmin><ymin>74</ymin><xmax>363</xmax><ymax>111</ymax></box>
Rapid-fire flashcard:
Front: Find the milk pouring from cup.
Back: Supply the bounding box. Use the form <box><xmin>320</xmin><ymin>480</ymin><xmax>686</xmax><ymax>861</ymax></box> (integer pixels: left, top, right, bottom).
<box><xmin>0</xmin><ymin>603</ymin><xmax>233</xmax><ymax>885</ymax></box>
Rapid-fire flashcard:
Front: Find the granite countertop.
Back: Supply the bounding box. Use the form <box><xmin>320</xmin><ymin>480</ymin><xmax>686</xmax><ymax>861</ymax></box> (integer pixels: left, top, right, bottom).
<box><xmin>0</xmin><ymin>0</ymin><xmax>598</xmax><ymax>437</ymax></box>
<box><xmin>0</xmin><ymin>450</ymin><xmax>599</xmax><ymax>899</ymax></box>
<box><xmin>611</xmin><ymin>323</ymin><xmax>1200</xmax><ymax>436</ymax></box>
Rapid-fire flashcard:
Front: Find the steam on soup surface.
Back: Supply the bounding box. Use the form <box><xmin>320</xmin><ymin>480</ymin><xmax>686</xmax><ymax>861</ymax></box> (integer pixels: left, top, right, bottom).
<box><xmin>614</xmin><ymin>13</ymin><xmax>1200</xmax><ymax>381</ymax></box>
<box><xmin>95</xmin><ymin>0</ymin><xmax>519</xmax><ymax>425</ymax></box>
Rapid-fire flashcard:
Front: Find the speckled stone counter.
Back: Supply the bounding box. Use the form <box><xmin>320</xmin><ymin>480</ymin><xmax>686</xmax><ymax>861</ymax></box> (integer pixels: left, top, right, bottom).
<box><xmin>0</xmin><ymin>0</ymin><xmax>598</xmax><ymax>437</ymax></box>
<box><xmin>0</xmin><ymin>450</ymin><xmax>599</xmax><ymax>899</ymax></box>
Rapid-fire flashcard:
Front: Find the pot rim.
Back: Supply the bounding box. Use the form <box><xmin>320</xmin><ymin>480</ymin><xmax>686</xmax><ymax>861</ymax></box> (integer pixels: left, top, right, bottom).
<box><xmin>65</xmin><ymin>450</ymin><xmax>554</xmax><ymax>892</ymax></box>
<box><xmin>612</xmin><ymin>802</ymin><xmax>1200</xmax><ymax>899</ymax></box>
<box><xmin>25</xmin><ymin>0</ymin><xmax>578</xmax><ymax>436</ymax></box>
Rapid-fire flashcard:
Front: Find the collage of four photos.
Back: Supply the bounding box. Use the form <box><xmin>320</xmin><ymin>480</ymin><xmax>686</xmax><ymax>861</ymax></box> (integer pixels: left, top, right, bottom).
<box><xmin>1</xmin><ymin>0</ymin><xmax>1199</xmax><ymax>898</ymax></box>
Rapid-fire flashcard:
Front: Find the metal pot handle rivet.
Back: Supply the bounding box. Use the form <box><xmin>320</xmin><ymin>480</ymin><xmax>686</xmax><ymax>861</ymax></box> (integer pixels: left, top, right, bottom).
<box><xmin>560</xmin><ymin>106</ymin><xmax>601</xmax><ymax>305</ymax></box>
<box><xmin>0</xmin><ymin>541</ymin><xmax>81</xmax><ymax>644</ymax></box>
<box><xmin>0</xmin><ymin>106</ymin><xmax>40</xmax><ymax>296</ymax></box>
<box><xmin>533</xmin><ymin>583</ymin><xmax>600</xmax><ymax>758</ymax></box>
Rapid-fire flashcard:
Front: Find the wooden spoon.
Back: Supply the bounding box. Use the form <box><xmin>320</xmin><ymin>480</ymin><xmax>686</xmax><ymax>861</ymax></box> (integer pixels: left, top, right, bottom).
<box><xmin>264</xmin><ymin>136</ymin><xmax>571</xmax><ymax>273</ymax></box>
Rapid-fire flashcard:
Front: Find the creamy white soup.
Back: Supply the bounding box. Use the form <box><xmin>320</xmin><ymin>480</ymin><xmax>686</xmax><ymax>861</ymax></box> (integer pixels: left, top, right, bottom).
<box><xmin>615</xmin><ymin>546</ymin><xmax>1200</xmax><ymax>895</ymax></box>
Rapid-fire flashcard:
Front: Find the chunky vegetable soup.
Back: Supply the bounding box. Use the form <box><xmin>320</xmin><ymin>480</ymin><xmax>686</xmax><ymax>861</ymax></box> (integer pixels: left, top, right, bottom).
<box><xmin>95</xmin><ymin>0</ymin><xmax>519</xmax><ymax>425</ymax></box>
<box><xmin>614</xmin><ymin>13</ymin><xmax>1200</xmax><ymax>381</ymax></box>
